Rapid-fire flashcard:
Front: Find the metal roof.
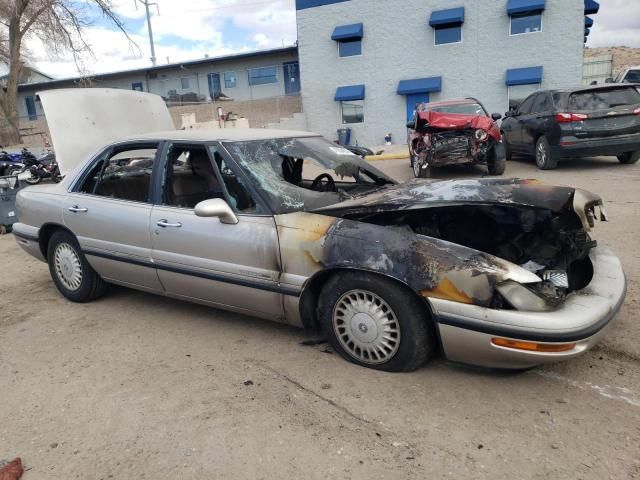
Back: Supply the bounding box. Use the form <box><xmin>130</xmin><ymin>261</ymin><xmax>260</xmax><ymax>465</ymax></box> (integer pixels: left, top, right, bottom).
<box><xmin>118</xmin><ymin>128</ymin><xmax>320</xmax><ymax>143</ymax></box>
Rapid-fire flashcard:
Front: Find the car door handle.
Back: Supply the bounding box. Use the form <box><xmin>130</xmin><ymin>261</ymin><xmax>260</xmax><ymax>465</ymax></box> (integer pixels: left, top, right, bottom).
<box><xmin>68</xmin><ymin>206</ymin><xmax>88</xmax><ymax>213</ymax></box>
<box><xmin>156</xmin><ymin>219</ymin><xmax>182</xmax><ymax>228</ymax></box>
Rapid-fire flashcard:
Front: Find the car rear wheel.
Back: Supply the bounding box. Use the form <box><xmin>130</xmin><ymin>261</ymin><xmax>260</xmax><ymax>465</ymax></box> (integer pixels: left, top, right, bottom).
<box><xmin>617</xmin><ymin>151</ymin><xmax>640</xmax><ymax>164</ymax></box>
<box><xmin>535</xmin><ymin>136</ymin><xmax>558</xmax><ymax>170</ymax></box>
<box><xmin>318</xmin><ymin>272</ymin><xmax>436</xmax><ymax>372</ymax></box>
<box><xmin>47</xmin><ymin>230</ymin><xmax>107</xmax><ymax>302</ymax></box>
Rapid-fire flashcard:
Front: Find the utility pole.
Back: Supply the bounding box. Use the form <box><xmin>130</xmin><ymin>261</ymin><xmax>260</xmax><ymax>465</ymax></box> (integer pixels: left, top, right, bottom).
<box><xmin>135</xmin><ymin>0</ymin><xmax>159</xmax><ymax>66</ymax></box>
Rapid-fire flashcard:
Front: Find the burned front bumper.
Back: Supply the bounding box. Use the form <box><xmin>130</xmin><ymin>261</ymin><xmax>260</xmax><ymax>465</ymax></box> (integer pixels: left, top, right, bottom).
<box><xmin>430</xmin><ymin>246</ymin><xmax>626</xmax><ymax>369</ymax></box>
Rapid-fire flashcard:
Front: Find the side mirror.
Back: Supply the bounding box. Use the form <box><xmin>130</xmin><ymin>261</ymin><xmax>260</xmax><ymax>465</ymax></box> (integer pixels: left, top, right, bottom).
<box><xmin>605</xmin><ymin>77</ymin><xmax>614</xmax><ymax>83</ymax></box>
<box><xmin>406</xmin><ymin>121</ymin><xmax>415</xmax><ymax>129</ymax></box>
<box><xmin>194</xmin><ymin>198</ymin><xmax>238</xmax><ymax>224</ymax></box>
<box><xmin>491</xmin><ymin>113</ymin><xmax>502</xmax><ymax>121</ymax></box>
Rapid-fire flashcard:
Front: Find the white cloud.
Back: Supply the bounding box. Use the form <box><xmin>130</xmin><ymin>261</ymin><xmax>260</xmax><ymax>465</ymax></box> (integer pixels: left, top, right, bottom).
<box><xmin>586</xmin><ymin>0</ymin><xmax>640</xmax><ymax>48</ymax></box>
<box><xmin>26</xmin><ymin>0</ymin><xmax>296</xmax><ymax>78</ymax></box>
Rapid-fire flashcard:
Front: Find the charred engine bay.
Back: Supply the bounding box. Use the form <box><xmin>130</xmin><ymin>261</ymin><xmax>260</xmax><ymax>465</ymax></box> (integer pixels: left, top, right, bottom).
<box><xmin>344</xmin><ymin>204</ymin><xmax>596</xmax><ymax>297</ymax></box>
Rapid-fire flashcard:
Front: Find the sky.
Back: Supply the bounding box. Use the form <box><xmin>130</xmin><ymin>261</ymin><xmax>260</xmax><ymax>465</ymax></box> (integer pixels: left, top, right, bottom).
<box><xmin>21</xmin><ymin>0</ymin><xmax>640</xmax><ymax>79</ymax></box>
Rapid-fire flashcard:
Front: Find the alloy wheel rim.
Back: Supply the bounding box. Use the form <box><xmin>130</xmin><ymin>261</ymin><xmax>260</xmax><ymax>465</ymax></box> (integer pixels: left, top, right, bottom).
<box><xmin>412</xmin><ymin>155</ymin><xmax>421</xmax><ymax>177</ymax></box>
<box><xmin>332</xmin><ymin>289</ymin><xmax>401</xmax><ymax>365</ymax></box>
<box><xmin>54</xmin><ymin>243</ymin><xmax>83</xmax><ymax>291</ymax></box>
<box><xmin>537</xmin><ymin>142</ymin><xmax>546</xmax><ymax>166</ymax></box>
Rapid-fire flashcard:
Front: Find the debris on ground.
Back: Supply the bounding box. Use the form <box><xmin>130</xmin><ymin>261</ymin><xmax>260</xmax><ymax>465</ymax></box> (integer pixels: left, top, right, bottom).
<box><xmin>0</xmin><ymin>458</ymin><xmax>23</xmax><ymax>480</ymax></box>
<box><xmin>243</xmin><ymin>380</ymin><xmax>254</xmax><ymax>386</ymax></box>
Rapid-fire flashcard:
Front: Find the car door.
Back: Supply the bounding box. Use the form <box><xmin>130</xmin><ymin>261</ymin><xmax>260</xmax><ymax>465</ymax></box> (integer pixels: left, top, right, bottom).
<box><xmin>521</xmin><ymin>92</ymin><xmax>553</xmax><ymax>149</ymax></box>
<box><xmin>63</xmin><ymin>142</ymin><xmax>163</xmax><ymax>291</ymax></box>
<box><xmin>149</xmin><ymin>142</ymin><xmax>285</xmax><ymax>321</ymax></box>
<box><xmin>511</xmin><ymin>93</ymin><xmax>540</xmax><ymax>152</ymax></box>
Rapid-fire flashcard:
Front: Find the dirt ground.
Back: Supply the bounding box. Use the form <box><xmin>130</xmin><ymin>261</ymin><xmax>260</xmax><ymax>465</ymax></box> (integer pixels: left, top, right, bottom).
<box><xmin>1</xmin><ymin>154</ymin><xmax>639</xmax><ymax>479</ymax></box>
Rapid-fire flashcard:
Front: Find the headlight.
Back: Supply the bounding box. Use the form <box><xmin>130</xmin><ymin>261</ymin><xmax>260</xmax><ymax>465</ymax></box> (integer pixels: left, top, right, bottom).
<box><xmin>474</xmin><ymin>129</ymin><xmax>489</xmax><ymax>141</ymax></box>
<box><xmin>496</xmin><ymin>281</ymin><xmax>552</xmax><ymax>312</ymax></box>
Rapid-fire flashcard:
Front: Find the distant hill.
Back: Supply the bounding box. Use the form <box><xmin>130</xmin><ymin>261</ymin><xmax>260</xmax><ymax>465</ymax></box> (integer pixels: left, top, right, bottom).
<box><xmin>585</xmin><ymin>47</ymin><xmax>640</xmax><ymax>77</ymax></box>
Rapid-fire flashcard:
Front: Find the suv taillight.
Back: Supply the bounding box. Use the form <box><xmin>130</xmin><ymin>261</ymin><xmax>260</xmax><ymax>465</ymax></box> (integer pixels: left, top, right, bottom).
<box><xmin>634</xmin><ymin>107</ymin><xmax>640</xmax><ymax>115</ymax></box>
<box><xmin>556</xmin><ymin>113</ymin><xmax>588</xmax><ymax>123</ymax></box>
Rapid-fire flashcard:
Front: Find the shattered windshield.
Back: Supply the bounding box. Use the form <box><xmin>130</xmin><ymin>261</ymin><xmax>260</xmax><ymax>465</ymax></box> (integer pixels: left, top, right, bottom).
<box><xmin>426</xmin><ymin>103</ymin><xmax>486</xmax><ymax>116</ymax></box>
<box><xmin>223</xmin><ymin>136</ymin><xmax>395</xmax><ymax>213</ymax></box>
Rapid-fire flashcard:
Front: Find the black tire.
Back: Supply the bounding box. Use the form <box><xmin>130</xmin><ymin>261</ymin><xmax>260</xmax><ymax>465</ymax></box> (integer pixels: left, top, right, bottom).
<box><xmin>24</xmin><ymin>171</ymin><xmax>42</xmax><ymax>185</ymax></box>
<box><xmin>535</xmin><ymin>136</ymin><xmax>558</xmax><ymax>170</ymax></box>
<box><xmin>47</xmin><ymin>230</ymin><xmax>107</xmax><ymax>302</ymax></box>
<box><xmin>6</xmin><ymin>166</ymin><xmax>21</xmax><ymax>176</ymax></box>
<box><xmin>487</xmin><ymin>142</ymin><xmax>507</xmax><ymax>175</ymax></box>
<box><xmin>617</xmin><ymin>151</ymin><xmax>640</xmax><ymax>164</ymax></box>
<box><xmin>318</xmin><ymin>271</ymin><xmax>436</xmax><ymax>372</ymax></box>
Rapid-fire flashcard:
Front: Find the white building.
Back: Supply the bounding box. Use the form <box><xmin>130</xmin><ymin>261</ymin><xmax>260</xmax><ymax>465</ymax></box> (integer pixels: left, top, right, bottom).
<box><xmin>296</xmin><ymin>0</ymin><xmax>600</xmax><ymax>146</ymax></box>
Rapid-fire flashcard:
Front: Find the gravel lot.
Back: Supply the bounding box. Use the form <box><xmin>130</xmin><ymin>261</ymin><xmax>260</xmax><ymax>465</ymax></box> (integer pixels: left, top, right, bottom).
<box><xmin>1</xmin><ymin>154</ymin><xmax>639</xmax><ymax>479</ymax></box>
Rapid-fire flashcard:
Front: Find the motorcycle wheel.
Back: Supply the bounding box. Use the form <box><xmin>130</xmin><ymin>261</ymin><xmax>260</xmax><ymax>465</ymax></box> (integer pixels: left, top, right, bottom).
<box><xmin>24</xmin><ymin>172</ymin><xmax>42</xmax><ymax>185</ymax></box>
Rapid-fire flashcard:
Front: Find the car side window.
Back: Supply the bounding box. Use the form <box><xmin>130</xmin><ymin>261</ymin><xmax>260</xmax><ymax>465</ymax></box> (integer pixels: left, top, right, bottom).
<box><xmin>162</xmin><ymin>144</ymin><xmax>264</xmax><ymax>214</ymax></box>
<box><xmin>531</xmin><ymin>93</ymin><xmax>550</xmax><ymax>113</ymax></box>
<box><xmin>517</xmin><ymin>94</ymin><xmax>537</xmax><ymax>115</ymax></box>
<box><xmin>77</xmin><ymin>145</ymin><xmax>157</xmax><ymax>203</ymax></box>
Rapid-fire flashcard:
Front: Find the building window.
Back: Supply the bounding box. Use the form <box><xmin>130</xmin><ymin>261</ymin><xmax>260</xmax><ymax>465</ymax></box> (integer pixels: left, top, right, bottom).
<box><xmin>341</xmin><ymin>100</ymin><xmax>364</xmax><ymax>124</ymax></box>
<box><xmin>339</xmin><ymin>39</ymin><xmax>362</xmax><ymax>57</ymax></box>
<box><xmin>510</xmin><ymin>12</ymin><xmax>542</xmax><ymax>35</ymax></box>
<box><xmin>248</xmin><ymin>66</ymin><xmax>278</xmax><ymax>86</ymax></box>
<box><xmin>508</xmin><ymin>83</ymin><xmax>541</xmax><ymax>110</ymax></box>
<box><xmin>434</xmin><ymin>25</ymin><xmax>462</xmax><ymax>45</ymax></box>
<box><xmin>180</xmin><ymin>77</ymin><xmax>190</xmax><ymax>89</ymax></box>
<box><xmin>224</xmin><ymin>71</ymin><xmax>237</xmax><ymax>88</ymax></box>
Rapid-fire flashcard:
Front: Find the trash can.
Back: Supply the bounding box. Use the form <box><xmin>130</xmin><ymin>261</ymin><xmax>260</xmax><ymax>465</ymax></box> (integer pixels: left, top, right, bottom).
<box><xmin>337</xmin><ymin>128</ymin><xmax>352</xmax><ymax>146</ymax></box>
<box><xmin>0</xmin><ymin>175</ymin><xmax>23</xmax><ymax>234</ymax></box>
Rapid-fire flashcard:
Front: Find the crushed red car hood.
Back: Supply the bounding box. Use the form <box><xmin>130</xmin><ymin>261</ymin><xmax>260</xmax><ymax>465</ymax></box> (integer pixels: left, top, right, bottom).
<box><xmin>416</xmin><ymin>110</ymin><xmax>500</xmax><ymax>141</ymax></box>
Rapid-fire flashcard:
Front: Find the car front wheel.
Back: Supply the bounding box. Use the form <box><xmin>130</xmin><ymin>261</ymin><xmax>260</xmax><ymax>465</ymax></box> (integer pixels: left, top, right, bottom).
<box><xmin>535</xmin><ymin>136</ymin><xmax>558</xmax><ymax>170</ymax></box>
<box><xmin>47</xmin><ymin>230</ymin><xmax>107</xmax><ymax>302</ymax></box>
<box><xmin>318</xmin><ymin>272</ymin><xmax>436</xmax><ymax>372</ymax></box>
<box><xmin>617</xmin><ymin>151</ymin><xmax>640</xmax><ymax>164</ymax></box>
<box><xmin>487</xmin><ymin>143</ymin><xmax>507</xmax><ymax>175</ymax></box>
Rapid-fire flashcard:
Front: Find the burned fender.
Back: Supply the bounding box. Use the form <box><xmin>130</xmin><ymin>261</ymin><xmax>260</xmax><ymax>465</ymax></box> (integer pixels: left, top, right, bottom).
<box><xmin>276</xmin><ymin>212</ymin><xmax>540</xmax><ymax>307</ymax></box>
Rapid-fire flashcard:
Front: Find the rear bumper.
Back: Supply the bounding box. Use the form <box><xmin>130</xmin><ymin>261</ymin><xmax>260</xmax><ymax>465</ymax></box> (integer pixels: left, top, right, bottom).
<box><xmin>431</xmin><ymin>246</ymin><xmax>626</xmax><ymax>369</ymax></box>
<box><xmin>12</xmin><ymin>223</ymin><xmax>45</xmax><ymax>262</ymax></box>
<box><xmin>552</xmin><ymin>134</ymin><xmax>640</xmax><ymax>158</ymax></box>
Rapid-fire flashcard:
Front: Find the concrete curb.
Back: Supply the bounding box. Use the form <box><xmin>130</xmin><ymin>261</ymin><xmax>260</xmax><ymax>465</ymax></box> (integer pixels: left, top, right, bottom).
<box><xmin>364</xmin><ymin>151</ymin><xmax>410</xmax><ymax>161</ymax></box>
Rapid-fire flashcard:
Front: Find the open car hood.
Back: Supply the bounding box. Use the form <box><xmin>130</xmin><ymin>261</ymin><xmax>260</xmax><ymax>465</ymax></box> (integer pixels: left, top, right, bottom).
<box><xmin>318</xmin><ymin>178</ymin><xmax>606</xmax><ymax>228</ymax></box>
<box><xmin>38</xmin><ymin>88</ymin><xmax>175</xmax><ymax>175</ymax></box>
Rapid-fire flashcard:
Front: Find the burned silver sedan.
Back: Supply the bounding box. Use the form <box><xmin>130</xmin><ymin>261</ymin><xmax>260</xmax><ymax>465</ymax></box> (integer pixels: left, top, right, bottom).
<box><xmin>13</xmin><ymin>89</ymin><xmax>626</xmax><ymax>371</ymax></box>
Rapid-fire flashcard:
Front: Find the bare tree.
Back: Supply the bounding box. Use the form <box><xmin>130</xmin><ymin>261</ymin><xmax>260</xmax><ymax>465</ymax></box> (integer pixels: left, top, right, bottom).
<box><xmin>0</xmin><ymin>0</ymin><xmax>134</xmax><ymax>145</ymax></box>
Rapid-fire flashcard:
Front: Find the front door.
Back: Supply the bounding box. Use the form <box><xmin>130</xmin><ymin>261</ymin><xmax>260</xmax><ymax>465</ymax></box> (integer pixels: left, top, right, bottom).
<box><xmin>25</xmin><ymin>96</ymin><xmax>37</xmax><ymax>121</ymax></box>
<box><xmin>283</xmin><ymin>61</ymin><xmax>301</xmax><ymax>95</ymax></box>
<box><xmin>149</xmin><ymin>142</ymin><xmax>284</xmax><ymax>320</ymax></box>
<box><xmin>63</xmin><ymin>143</ymin><xmax>163</xmax><ymax>291</ymax></box>
<box><xmin>406</xmin><ymin>93</ymin><xmax>429</xmax><ymax>122</ymax></box>
<box><xmin>207</xmin><ymin>73</ymin><xmax>221</xmax><ymax>100</ymax></box>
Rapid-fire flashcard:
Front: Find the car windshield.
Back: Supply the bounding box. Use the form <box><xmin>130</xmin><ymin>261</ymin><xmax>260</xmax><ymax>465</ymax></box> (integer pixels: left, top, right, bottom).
<box><xmin>425</xmin><ymin>102</ymin><xmax>486</xmax><ymax>116</ymax></box>
<box><xmin>568</xmin><ymin>87</ymin><xmax>640</xmax><ymax>111</ymax></box>
<box><xmin>623</xmin><ymin>70</ymin><xmax>640</xmax><ymax>83</ymax></box>
<box><xmin>223</xmin><ymin>136</ymin><xmax>395</xmax><ymax>214</ymax></box>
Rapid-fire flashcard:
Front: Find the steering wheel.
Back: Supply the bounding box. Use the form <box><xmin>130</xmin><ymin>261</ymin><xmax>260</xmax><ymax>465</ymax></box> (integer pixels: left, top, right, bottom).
<box><xmin>310</xmin><ymin>173</ymin><xmax>336</xmax><ymax>192</ymax></box>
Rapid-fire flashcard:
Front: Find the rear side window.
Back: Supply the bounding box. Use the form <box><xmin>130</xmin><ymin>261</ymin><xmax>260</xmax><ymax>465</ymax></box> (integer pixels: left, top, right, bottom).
<box><xmin>517</xmin><ymin>94</ymin><xmax>537</xmax><ymax>114</ymax></box>
<box><xmin>78</xmin><ymin>145</ymin><xmax>157</xmax><ymax>202</ymax></box>
<box><xmin>568</xmin><ymin>88</ymin><xmax>640</xmax><ymax>111</ymax></box>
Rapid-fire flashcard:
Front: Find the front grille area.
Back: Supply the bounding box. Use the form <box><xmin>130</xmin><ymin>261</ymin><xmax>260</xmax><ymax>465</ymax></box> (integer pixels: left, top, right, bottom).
<box><xmin>430</xmin><ymin>131</ymin><xmax>473</xmax><ymax>165</ymax></box>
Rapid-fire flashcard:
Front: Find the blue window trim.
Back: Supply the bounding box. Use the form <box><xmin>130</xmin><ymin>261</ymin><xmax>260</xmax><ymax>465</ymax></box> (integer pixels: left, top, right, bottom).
<box><xmin>585</xmin><ymin>16</ymin><xmax>593</xmax><ymax>28</ymax></box>
<box><xmin>223</xmin><ymin>71</ymin><xmax>237</xmax><ymax>88</ymax></box>
<box><xmin>331</xmin><ymin>23</ymin><xmax>363</xmax><ymax>41</ymax></box>
<box><xmin>584</xmin><ymin>0</ymin><xmax>599</xmax><ymax>15</ymax></box>
<box><xmin>248</xmin><ymin>66</ymin><xmax>278</xmax><ymax>86</ymax></box>
<box><xmin>507</xmin><ymin>0</ymin><xmax>545</xmax><ymax>15</ymax></box>
<box><xmin>296</xmin><ymin>0</ymin><xmax>350</xmax><ymax>10</ymax></box>
<box><xmin>397</xmin><ymin>77</ymin><xmax>442</xmax><ymax>95</ymax></box>
<box><xmin>335</xmin><ymin>84</ymin><xmax>365</xmax><ymax>102</ymax></box>
<box><xmin>429</xmin><ymin>7</ymin><xmax>465</xmax><ymax>27</ymax></box>
<box><xmin>505</xmin><ymin>66</ymin><xmax>543</xmax><ymax>86</ymax></box>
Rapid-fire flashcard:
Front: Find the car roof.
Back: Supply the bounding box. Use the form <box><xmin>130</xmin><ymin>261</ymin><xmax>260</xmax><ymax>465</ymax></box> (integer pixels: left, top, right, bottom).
<box><xmin>543</xmin><ymin>84</ymin><xmax>640</xmax><ymax>95</ymax></box>
<box><xmin>425</xmin><ymin>97</ymin><xmax>481</xmax><ymax>107</ymax></box>
<box><xmin>118</xmin><ymin>128</ymin><xmax>322</xmax><ymax>143</ymax></box>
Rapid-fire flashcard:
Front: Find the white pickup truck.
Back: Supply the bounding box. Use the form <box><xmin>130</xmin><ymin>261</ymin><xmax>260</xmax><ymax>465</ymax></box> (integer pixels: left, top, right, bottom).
<box><xmin>615</xmin><ymin>66</ymin><xmax>640</xmax><ymax>83</ymax></box>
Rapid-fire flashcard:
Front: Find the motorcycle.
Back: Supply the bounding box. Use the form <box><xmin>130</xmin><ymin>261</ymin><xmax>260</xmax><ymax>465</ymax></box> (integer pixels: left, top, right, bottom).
<box><xmin>0</xmin><ymin>148</ymin><xmax>23</xmax><ymax>176</ymax></box>
<box><xmin>11</xmin><ymin>147</ymin><xmax>62</xmax><ymax>185</ymax></box>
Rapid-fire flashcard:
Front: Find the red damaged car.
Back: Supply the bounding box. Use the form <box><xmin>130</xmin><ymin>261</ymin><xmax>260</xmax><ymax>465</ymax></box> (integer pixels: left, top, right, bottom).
<box><xmin>407</xmin><ymin>98</ymin><xmax>506</xmax><ymax>177</ymax></box>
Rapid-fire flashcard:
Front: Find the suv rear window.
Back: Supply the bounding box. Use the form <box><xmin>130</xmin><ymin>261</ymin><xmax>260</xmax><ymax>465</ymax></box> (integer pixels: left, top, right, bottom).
<box><xmin>568</xmin><ymin>88</ymin><xmax>640</xmax><ymax>111</ymax></box>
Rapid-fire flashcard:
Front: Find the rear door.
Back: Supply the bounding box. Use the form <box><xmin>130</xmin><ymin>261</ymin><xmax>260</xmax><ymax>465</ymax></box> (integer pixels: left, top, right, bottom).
<box><xmin>63</xmin><ymin>142</ymin><xmax>163</xmax><ymax>291</ymax></box>
<box><xmin>149</xmin><ymin>142</ymin><xmax>284</xmax><ymax>321</ymax></box>
<box><xmin>568</xmin><ymin>87</ymin><xmax>640</xmax><ymax>140</ymax></box>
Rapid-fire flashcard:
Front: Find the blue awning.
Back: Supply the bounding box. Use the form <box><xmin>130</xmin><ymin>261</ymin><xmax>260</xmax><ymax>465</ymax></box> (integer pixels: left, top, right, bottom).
<box><xmin>331</xmin><ymin>23</ymin><xmax>364</xmax><ymax>41</ymax></box>
<box><xmin>585</xmin><ymin>16</ymin><xmax>593</xmax><ymax>27</ymax></box>
<box><xmin>429</xmin><ymin>7</ymin><xmax>465</xmax><ymax>27</ymax></box>
<box><xmin>505</xmin><ymin>66</ymin><xmax>543</xmax><ymax>86</ymax></box>
<box><xmin>397</xmin><ymin>77</ymin><xmax>442</xmax><ymax>95</ymax></box>
<box><xmin>335</xmin><ymin>84</ymin><xmax>365</xmax><ymax>101</ymax></box>
<box><xmin>585</xmin><ymin>28</ymin><xmax>591</xmax><ymax>36</ymax></box>
<box><xmin>584</xmin><ymin>0</ymin><xmax>599</xmax><ymax>15</ymax></box>
<box><xmin>507</xmin><ymin>0</ymin><xmax>545</xmax><ymax>15</ymax></box>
